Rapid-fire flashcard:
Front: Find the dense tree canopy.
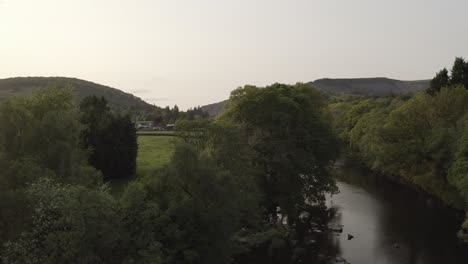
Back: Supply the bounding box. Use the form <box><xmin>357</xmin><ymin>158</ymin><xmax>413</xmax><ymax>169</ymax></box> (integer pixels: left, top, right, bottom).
<box><xmin>144</xmin><ymin>105</ymin><xmax>209</xmax><ymax>127</ymax></box>
<box><xmin>0</xmin><ymin>86</ymin><xmax>245</xmax><ymax>263</ymax></box>
<box><xmin>1</xmin><ymin>82</ymin><xmax>342</xmax><ymax>263</ymax></box>
<box><xmin>2</xmin><ymin>178</ymin><xmax>121</xmax><ymax>264</ymax></box>
<box><xmin>219</xmin><ymin>83</ymin><xmax>339</xmax><ymax>218</ymax></box>
<box><xmin>0</xmin><ymin>86</ymin><xmax>101</xmax><ymax>244</ymax></box>
<box><xmin>80</xmin><ymin>95</ymin><xmax>137</xmax><ymax>179</ymax></box>
<box><xmin>9</xmin><ymin>71</ymin><xmax>468</xmax><ymax>263</ymax></box>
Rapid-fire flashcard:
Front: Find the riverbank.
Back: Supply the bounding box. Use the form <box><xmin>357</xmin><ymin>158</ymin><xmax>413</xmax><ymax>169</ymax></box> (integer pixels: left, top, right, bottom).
<box><xmin>325</xmin><ymin>164</ymin><xmax>468</xmax><ymax>263</ymax></box>
<box><xmin>341</xmin><ymin>153</ymin><xmax>468</xmax><ymax>237</ymax></box>
<box><xmin>341</xmin><ymin>155</ymin><xmax>463</xmax><ymax>210</ymax></box>
<box><xmin>235</xmin><ymin>161</ymin><xmax>468</xmax><ymax>264</ymax></box>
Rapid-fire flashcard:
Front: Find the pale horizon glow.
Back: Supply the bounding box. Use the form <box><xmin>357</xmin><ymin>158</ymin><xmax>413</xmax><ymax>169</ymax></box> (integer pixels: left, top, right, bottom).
<box><xmin>1</xmin><ymin>0</ymin><xmax>467</xmax><ymax>109</ymax></box>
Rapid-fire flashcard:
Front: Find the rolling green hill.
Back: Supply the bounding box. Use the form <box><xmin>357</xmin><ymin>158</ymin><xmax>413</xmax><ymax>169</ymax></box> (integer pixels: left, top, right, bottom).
<box><xmin>0</xmin><ymin>77</ymin><xmax>156</xmax><ymax>113</ymax></box>
<box><xmin>200</xmin><ymin>77</ymin><xmax>430</xmax><ymax>116</ymax></box>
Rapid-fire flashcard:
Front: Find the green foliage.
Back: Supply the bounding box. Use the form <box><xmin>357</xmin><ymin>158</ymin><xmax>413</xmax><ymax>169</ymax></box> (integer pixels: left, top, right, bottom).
<box><xmin>119</xmin><ymin>181</ymin><xmax>165</xmax><ymax>264</ymax></box>
<box><xmin>180</xmin><ymin>106</ymin><xmax>209</xmax><ymax>121</ymax></box>
<box><xmin>448</xmin><ymin>118</ymin><xmax>468</xmax><ymax>208</ymax></box>
<box><xmin>176</xmin><ymin>119</ymin><xmax>264</xmax><ymax>228</ymax></box>
<box><xmin>459</xmin><ymin>214</ymin><xmax>468</xmax><ymax>242</ymax></box>
<box><xmin>121</xmin><ymin>144</ymin><xmax>240</xmax><ymax>264</ymax></box>
<box><xmin>0</xmin><ymin>81</ymin><xmax>339</xmax><ymax>262</ymax></box>
<box><xmin>328</xmin><ymin>101</ymin><xmax>354</xmax><ymax>140</ymax></box>
<box><xmin>334</xmin><ymin>87</ymin><xmax>468</xmax><ymax>209</ymax></box>
<box><xmin>175</xmin><ymin>119</ymin><xmax>212</xmax><ymax>150</ymax></box>
<box><xmin>0</xmin><ymin>86</ymin><xmax>96</xmax><ymax>185</ymax></box>
<box><xmin>428</xmin><ymin>57</ymin><xmax>468</xmax><ymax>95</ymax></box>
<box><xmin>0</xmin><ymin>86</ymin><xmax>101</xmax><ymax>243</ymax></box>
<box><xmin>143</xmin><ymin>105</ymin><xmax>209</xmax><ymax>128</ymax></box>
<box><xmin>2</xmin><ymin>178</ymin><xmax>121</xmax><ymax>264</ymax></box>
<box><xmin>220</xmin><ymin>83</ymin><xmax>339</xmax><ymax>217</ymax></box>
<box><xmin>333</xmin><ymin>80</ymin><xmax>468</xmax><ymax>240</ymax></box>
<box><xmin>80</xmin><ymin>96</ymin><xmax>138</xmax><ymax>179</ymax></box>
<box><xmin>450</xmin><ymin>57</ymin><xmax>466</xmax><ymax>86</ymax></box>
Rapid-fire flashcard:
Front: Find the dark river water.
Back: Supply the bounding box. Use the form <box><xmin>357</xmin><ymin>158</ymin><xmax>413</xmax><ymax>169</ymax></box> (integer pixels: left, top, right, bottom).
<box><xmin>323</xmin><ymin>166</ymin><xmax>468</xmax><ymax>264</ymax></box>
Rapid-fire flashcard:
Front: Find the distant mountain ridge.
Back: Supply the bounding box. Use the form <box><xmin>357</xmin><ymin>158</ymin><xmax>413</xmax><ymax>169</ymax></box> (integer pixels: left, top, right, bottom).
<box><xmin>310</xmin><ymin>77</ymin><xmax>429</xmax><ymax>96</ymax></box>
<box><xmin>200</xmin><ymin>77</ymin><xmax>430</xmax><ymax>116</ymax></box>
<box><xmin>0</xmin><ymin>77</ymin><xmax>156</xmax><ymax>112</ymax></box>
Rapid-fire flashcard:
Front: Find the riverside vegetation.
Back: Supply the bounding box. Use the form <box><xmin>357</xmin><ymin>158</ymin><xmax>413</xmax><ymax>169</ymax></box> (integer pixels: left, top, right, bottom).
<box><xmin>0</xmin><ymin>83</ymin><xmax>339</xmax><ymax>263</ymax></box>
<box><xmin>1</xmin><ymin>58</ymin><xmax>468</xmax><ymax>263</ymax></box>
<box><xmin>329</xmin><ymin>57</ymin><xmax>468</xmax><ymax>241</ymax></box>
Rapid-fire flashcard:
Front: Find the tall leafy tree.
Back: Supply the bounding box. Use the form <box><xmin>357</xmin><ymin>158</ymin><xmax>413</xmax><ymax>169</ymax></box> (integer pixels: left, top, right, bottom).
<box><xmin>220</xmin><ymin>83</ymin><xmax>339</xmax><ymax>218</ymax></box>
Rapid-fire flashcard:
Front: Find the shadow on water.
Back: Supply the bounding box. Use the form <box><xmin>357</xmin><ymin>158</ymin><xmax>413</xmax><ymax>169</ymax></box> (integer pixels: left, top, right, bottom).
<box><xmin>323</xmin><ymin>165</ymin><xmax>468</xmax><ymax>264</ymax></box>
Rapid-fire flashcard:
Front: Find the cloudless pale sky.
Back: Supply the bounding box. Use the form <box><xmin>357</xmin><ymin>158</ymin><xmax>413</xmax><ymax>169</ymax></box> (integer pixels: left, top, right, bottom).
<box><xmin>1</xmin><ymin>0</ymin><xmax>467</xmax><ymax>109</ymax></box>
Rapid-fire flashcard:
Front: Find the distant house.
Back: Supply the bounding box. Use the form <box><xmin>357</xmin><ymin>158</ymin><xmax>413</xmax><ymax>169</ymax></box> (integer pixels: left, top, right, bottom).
<box><xmin>135</xmin><ymin>121</ymin><xmax>154</xmax><ymax>131</ymax></box>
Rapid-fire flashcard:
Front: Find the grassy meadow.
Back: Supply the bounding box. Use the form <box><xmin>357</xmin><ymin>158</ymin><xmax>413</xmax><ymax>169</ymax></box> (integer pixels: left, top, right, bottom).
<box><xmin>109</xmin><ymin>135</ymin><xmax>176</xmax><ymax>196</ymax></box>
<box><xmin>136</xmin><ymin>135</ymin><xmax>177</xmax><ymax>177</ymax></box>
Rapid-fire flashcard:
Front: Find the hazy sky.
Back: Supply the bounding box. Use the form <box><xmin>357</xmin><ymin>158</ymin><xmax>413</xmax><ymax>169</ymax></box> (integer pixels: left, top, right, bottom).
<box><xmin>1</xmin><ymin>0</ymin><xmax>467</xmax><ymax>109</ymax></box>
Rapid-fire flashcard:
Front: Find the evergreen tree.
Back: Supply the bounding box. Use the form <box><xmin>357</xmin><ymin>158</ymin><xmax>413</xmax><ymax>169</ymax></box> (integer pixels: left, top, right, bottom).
<box><xmin>427</xmin><ymin>68</ymin><xmax>449</xmax><ymax>95</ymax></box>
<box><xmin>173</xmin><ymin>104</ymin><xmax>180</xmax><ymax>121</ymax></box>
<box><xmin>464</xmin><ymin>61</ymin><xmax>468</xmax><ymax>88</ymax></box>
<box><xmin>450</xmin><ymin>57</ymin><xmax>466</xmax><ymax>86</ymax></box>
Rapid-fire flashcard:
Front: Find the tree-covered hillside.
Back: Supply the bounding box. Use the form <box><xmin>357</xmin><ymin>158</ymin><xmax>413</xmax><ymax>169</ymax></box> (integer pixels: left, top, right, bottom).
<box><xmin>311</xmin><ymin>77</ymin><xmax>429</xmax><ymax>96</ymax></box>
<box><xmin>0</xmin><ymin>77</ymin><xmax>156</xmax><ymax>114</ymax></box>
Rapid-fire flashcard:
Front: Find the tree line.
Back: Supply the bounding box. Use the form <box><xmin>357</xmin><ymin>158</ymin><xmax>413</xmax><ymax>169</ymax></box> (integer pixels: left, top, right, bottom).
<box><xmin>0</xmin><ymin>83</ymin><xmax>338</xmax><ymax>263</ymax></box>
<box><xmin>139</xmin><ymin>105</ymin><xmax>209</xmax><ymax>126</ymax></box>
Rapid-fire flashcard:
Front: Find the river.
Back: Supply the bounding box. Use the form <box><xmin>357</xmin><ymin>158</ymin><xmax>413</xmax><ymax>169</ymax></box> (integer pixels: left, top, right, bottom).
<box><xmin>323</xmin><ymin>165</ymin><xmax>468</xmax><ymax>264</ymax></box>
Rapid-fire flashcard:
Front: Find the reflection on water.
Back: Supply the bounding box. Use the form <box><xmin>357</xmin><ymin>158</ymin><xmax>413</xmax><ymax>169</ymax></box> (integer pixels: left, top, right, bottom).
<box><xmin>324</xmin><ymin>166</ymin><xmax>468</xmax><ymax>264</ymax></box>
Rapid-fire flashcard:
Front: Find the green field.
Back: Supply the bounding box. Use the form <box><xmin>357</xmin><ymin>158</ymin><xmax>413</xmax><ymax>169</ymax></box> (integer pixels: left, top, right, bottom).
<box><xmin>136</xmin><ymin>135</ymin><xmax>177</xmax><ymax>177</ymax></box>
<box><xmin>109</xmin><ymin>135</ymin><xmax>176</xmax><ymax>197</ymax></box>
